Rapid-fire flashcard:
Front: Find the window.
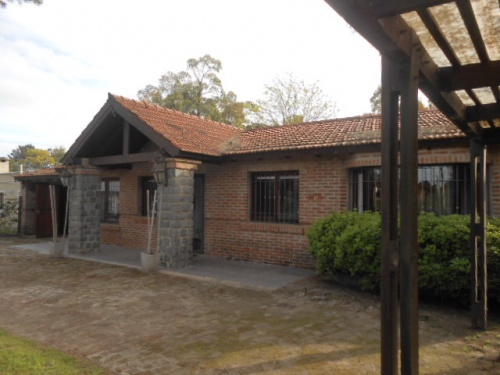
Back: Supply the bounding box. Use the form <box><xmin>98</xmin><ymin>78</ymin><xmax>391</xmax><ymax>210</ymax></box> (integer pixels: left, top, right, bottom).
<box><xmin>100</xmin><ymin>179</ymin><xmax>120</xmax><ymax>223</ymax></box>
<box><xmin>141</xmin><ymin>177</ymin><xmax>157</xmax><ymax>216</ymax></box>
<box><xmin>349</xmin><ymin>164</ymin><xmax>471</xmax><ymax>215</ymax></box>
<box><xmin>250</xmin><ymin>171</ymin><xmax>299</xmax><ymax>224</ymax></box>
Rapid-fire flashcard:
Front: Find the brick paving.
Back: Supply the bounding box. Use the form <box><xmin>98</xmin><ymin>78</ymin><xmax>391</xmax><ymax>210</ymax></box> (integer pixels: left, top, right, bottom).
<box><xmin>0</xmin><ymin>239</ymin><xmax>499</xmax><ymax>374</ymax></box>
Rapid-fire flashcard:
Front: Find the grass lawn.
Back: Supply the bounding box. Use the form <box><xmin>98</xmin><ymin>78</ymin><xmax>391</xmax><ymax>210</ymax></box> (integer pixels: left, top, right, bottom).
<box><xmin>0</xmin><ymin>328</ymin><xmax>109</xmax><ymax>375</ymax></box>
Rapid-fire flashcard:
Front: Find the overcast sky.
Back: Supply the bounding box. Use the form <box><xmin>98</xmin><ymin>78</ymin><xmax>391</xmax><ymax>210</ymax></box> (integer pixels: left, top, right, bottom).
<box><xmin>0</xmin><ymin>0</ymin><xmax>381</xmax><ymax>158</ymax></box>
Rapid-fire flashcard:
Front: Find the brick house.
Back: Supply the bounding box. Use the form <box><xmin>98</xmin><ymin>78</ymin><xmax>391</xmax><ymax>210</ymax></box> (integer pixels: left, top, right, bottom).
<box><xmin>16</xmin><ymin>93</ymin><xmax>500</xmax><ymax>269</ymax></box>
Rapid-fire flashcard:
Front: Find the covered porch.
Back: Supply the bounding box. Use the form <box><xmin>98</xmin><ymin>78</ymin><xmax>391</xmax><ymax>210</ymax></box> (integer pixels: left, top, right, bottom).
<box><xmin>10</xmin><ymin>240</ymin><xmax>315</xmax><ymax>291</ymax></box>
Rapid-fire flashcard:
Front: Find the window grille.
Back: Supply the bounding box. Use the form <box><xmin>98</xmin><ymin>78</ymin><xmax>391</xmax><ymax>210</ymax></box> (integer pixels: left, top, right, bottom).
<box><xmin>349</xmin><ymin>164</ymin><xmax>471</xmax><ymax>215</ymax></box>
<box><xmin>250</xmin><ymin>171</ymin><xmax>299</xmax><ymax>224</ymax></box>
<box><xmin>100</xmin><ymin>179</ymin><xmax>120</xmax><ymax>223</ymax></box>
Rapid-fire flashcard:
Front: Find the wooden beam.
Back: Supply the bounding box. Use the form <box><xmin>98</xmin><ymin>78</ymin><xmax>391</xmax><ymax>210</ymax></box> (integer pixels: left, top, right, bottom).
<box><xmin>123</xmin><ymin>121</ymin><xmax>130</xmax><ymax>156</ymax></box>
<box><xmin>399</xmin><ymin>39</ymin><xmax>420</xmax><ymax>374</ymax></box>
<box><xmin>438</xmin><ymin>61</ymin><xmax>500</xmax><ymax>91</ymax></box>
<box><xmin>323</xmin><ymin>0</ymin><xmax>405</xmax><ymax>60</ymax></box>
<box><xmin>380</xmin><ymin>56</ymin><xmax>401</xmax><ymax>375</ymax></box>
<box><xmin>456</xmin><ymin>0</ymin><xmax>490</xmax><ymax>63</ymax></box>
<box><xmin>470</xmin><ymin>140</ymin><xmax>488</xmax><ymax>330</ymax></box>
<box><xmin>109</xmin><ymin>96</ymin><xmax>179</xmax><ymax>158</ymax></box>
<box><xmin>90</xmin><ymin>152</ymin><xmax>157</xmax><ymax>166</ymax></box>
<box><xmin>370</xmin><ymin>0</ymin><xmax>454</xmax><ymax>19</ymax></box>
<box><xmin>466</xmin><ymin>103</ymin><xmax>500</xmax><ymax>122</ymax></box>
<box><xmin>418</xmin><ymin>8</ymin><xmax>460</xmax><ymax>67</ymax></box>
<box><xmin>324</xmin><ymin>1</ymin><xmax>475</xmax><ymax>135</ymax></box>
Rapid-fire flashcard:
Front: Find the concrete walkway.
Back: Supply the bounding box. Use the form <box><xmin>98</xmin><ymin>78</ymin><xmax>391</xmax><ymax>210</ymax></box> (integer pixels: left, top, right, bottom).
<box><xmin>10</xmin><ymin>241</ymin><xmax>316</xmax><ymax>291</ymax></box>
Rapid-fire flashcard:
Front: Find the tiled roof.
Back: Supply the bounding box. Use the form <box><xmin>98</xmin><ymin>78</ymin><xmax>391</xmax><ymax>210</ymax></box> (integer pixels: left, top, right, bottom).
<box><xmin>14</xmin><ymin>168</ymin><xmax>61</xmax><ymax>180</ymax></box>
<box><xmin>220</xmin><ymin>110</ymin><xmax>466</xmax><ymax>155</ymax></box>
<box><xmin>109</xmin><ymin>95</ymin><xmax>465</xmax><ymax>157</ymax></box>
<box><xmin>111</xmin><ymin>95</ymin><xmax>243</xmax><ymax>157</ymax></box>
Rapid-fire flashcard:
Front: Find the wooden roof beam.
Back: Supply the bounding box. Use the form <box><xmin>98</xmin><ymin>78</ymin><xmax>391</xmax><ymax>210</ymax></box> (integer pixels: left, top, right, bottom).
<box><xmin>368</xmin><ymin>0</ymin><xmax>454</xmax><ymax>19</ymax></box>
<box><xmin>438</xmin><ymin>61</ymin><xmax>500</xmax><ymax>91</ymax></box>
<box><xmin>456</xmin><ymin>0</ymin><xmax>490</xmax><ymax>63</ymax></box>
<box><xmin>466</xmin><ymin>103</ymin><xmax>500</xmax><ymax>122</ymax></box>
<box><xmin>323</xmin><ymin>0</ymin><xmax>405</xmax><ymax>60</ymax></box>
<box><xmin>418</xmin><ymin>8</ymin><xmax>460</xmax><ymax>66</ymax></box>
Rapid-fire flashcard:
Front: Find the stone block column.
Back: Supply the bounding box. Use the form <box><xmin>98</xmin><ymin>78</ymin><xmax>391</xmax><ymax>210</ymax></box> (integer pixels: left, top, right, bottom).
<box><xmin>68</xmin><ymin>165</ymin><xmax>102</xmax><ymax>254</ymax></box>
<box><xmin>158</xmin><ymin>158</ymin><xmax>200</xmax><ymax>268</ymax></box>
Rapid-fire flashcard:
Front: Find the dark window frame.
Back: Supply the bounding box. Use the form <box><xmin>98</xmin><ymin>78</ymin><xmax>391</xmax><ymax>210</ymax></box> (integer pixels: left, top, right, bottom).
<box><xmin>100</xmin><ymin>178</ymin><xmax>120</xmax><ymax>223</ymax></box>
<box><xmin>250</xmin><ymin>171</ymin><xmax>299</xmax><ymax>224</ymax></box>
<box><xmin>349</xmin><ymin>164</ymin><xmax>471</xmax><ymax>215</ymax></box>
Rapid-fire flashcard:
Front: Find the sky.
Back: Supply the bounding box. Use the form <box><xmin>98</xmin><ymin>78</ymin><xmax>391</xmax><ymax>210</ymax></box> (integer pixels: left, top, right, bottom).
<box><xmin>0</xmin><ymin>0</ymin><xmax>381</xmax><ymax>158</ymax></box>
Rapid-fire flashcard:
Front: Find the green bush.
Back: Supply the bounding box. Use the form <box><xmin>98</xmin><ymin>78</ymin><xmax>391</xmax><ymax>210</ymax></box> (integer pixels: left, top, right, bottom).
<box><xmin>307</xmin><ymin>211</ymin><xmax>500</xmax><ymax>305</ymax></box>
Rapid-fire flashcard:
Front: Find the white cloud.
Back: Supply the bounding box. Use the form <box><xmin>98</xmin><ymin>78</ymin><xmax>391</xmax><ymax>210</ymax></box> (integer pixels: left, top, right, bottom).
<box><xmin>0</xmin><ymin>0</ymin><xmax>381</xmax><ymax>157</ymax></box>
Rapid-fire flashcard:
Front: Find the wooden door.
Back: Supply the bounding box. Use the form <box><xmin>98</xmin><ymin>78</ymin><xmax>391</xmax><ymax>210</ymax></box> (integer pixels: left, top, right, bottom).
<box><xmin>35</xmin><ymin>184</ymin><xmax>53</xmax><ymax>238</ymax></box>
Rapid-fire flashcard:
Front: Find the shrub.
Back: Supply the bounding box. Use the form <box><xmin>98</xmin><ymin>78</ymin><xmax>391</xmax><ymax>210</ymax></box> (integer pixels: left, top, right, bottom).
<box><xmin>307</xmin><ymin>211</ymin><xmax>500</xmax><ymax>306</ymax></box>
<box><xmin>0</xmin><ymin>200</ymin><xmax>18</xmax><ymax>235</ymax></box>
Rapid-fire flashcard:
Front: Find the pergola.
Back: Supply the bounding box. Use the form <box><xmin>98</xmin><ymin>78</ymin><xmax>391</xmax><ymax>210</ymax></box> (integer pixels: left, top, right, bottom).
<box><xmin>323</xmin><ymin>0</ymin><xmax>500</xmax><ymax>374</ymax></box>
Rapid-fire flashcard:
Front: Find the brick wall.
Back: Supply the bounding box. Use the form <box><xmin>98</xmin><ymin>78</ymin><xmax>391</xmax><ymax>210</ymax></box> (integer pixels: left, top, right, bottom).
<box><xmin>202</xmin><ymin>144</ymin><xmax>496</xmax><ymax>269</ymax></box>
<box><xmin>202</xmin><ymin>155</ymin><xmax>347</xmax><ymax>269</ymax></box>
<box><xmin>100</xmin><ymin>162</ymin><xmax>158</xmax><ymax>251</ymax></box>
<box><xmin>97</xmin><ymin>144</ymin><xmax>500</xmax><ymax>268</ymax></box>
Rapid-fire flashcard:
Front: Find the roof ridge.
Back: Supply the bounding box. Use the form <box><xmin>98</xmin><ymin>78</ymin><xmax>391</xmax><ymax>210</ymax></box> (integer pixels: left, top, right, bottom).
<box><xmin>109</xmin><ymin>93</ymin><xmax>243</xmax><ymax>132</ymax></box>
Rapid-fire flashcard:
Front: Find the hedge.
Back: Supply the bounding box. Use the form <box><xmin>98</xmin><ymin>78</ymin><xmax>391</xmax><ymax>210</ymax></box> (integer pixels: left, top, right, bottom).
<box><xmin>307</xmin><ymin>211</ymin><xmax>500</xmax><ymax>306</ymax></box>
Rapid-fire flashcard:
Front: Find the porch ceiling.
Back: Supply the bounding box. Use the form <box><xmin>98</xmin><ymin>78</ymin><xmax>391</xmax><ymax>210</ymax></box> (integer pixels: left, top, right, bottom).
<box><xmin>324</xmin><ymin>0</ymin><xmax>500</xmax><ymax>143</ymax></box>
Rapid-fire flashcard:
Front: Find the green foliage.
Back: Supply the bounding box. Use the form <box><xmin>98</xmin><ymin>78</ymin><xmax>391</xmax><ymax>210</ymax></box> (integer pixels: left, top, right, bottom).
<box><xmin>7</xmin><ymin>144</ymin><xmax>65</xmax><ymax>172</ymax></box>
<box><xmin>137</xmin><ymin>54</ymin><xmax>251</xmax><ymax>128</ymax></box>
<box><xmin>308</xmin><ymin>211</ymin><xmax>380</xmax><ymax>289</ymax></box>
<box><xmin>0</xmin><ymin>328</ymin><xmax>108</xmax><ymax>374</ymax></box>
<box><xmin>0</xmin><ymin>200</ymin><xmax>18</xmax><ymax>235</ymax></box>
<box><xmin>308</xmin><ymin>211</ymin><xmax>500</xmax><ymax>305</ymax></box>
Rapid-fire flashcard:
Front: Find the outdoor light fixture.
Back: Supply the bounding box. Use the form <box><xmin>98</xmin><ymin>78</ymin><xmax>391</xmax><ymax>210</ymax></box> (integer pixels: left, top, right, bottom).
<box><xmin>152</xmin><ymin>161</ymin><xmax>167</xmax><ymax>186</ymax></box>
<box><xmin>60</xmin><ymin>169</ymin><xmax>72</xmax><ymax>187</ymax></box>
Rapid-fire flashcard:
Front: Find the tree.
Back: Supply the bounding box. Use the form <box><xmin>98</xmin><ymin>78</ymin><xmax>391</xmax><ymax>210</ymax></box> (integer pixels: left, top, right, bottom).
<box><xmin>8</xmin><ymin>144</ymin><xmax>34</xmax><ymax>172</ymax></box>
<box><xmin>20</xmin><ymin>149</ymin><xmax>55</xmax><ymax>170</ymax></box>
<box><xmin>48</xmin><ymin>146</ymin><xmax>66</xmax><ymax>163</ymax></box>
<box><xmin>0</xmin><ymin>0</ymin><xmax>42</xmax><ymax>8</ymax></box>
<box><xmin>370</xmin><ymin>84</ymin><xmax>430</xmax><ymax>114</ymax></box>
<box><xmin>137</xmin><ymin>55</ymin><xmax>250</xmax><ymax>128</ymax></box>
<box><xmin>253</xmin><ymin>73</ymin><xmax>337</xmax><ymax>126</ymax></box>
<box><xmin>370</xmin><ymin>85</ymin><xmax>382</xmax><ymax>114</ymax></box>
<box><xmin>7</xmin><ymin>144</ymin><xmax>64</xmax><ymax>172</ymax></box>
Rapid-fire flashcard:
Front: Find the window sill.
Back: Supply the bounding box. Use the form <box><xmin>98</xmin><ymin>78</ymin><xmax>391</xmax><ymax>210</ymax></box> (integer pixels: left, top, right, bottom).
<box><xmin>240</xmin><ymin>222</ymin><xmax>304</xmax><ymax>234</ymax></box>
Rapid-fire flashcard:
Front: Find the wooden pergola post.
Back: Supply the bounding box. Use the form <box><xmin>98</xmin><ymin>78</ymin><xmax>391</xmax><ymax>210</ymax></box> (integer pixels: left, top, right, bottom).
<box><xmin>381</xmin><ymin>39</ymin><xmax>420</xmax><ymax>374</ymax></box>
<box><xmin>380</xmin><ymin>55</ymin><xmax>400</xmax><ymax>375</ymax></box>
<box><xmin>470</xmin><ymin>139</ymin><xmax>488</xmax><ymax>330</ymax></box>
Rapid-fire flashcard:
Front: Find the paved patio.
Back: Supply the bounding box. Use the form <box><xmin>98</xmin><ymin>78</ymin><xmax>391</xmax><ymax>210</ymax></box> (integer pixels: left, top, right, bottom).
<box><xmin>1</xmin><ymin>237</ymin><xmax>499</xmax><ymax>374</ymax></box>
<box><xmin>10</xmin><ymin>240</ymin><xmax>316</xmax><ymax>290</ymax></box>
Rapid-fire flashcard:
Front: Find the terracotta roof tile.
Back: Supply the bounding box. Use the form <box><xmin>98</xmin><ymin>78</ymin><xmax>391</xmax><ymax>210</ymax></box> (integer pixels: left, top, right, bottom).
<box><xmin>221</xmin><ymin>110</ymin><xmax>465</xmax><ymax>155</ymax></box>
<box><xmin>108</xmin><ymin>95</ymin><xmax>465</xmax><ymax>157</ymax></box>
<box><xmin>111</xmin><ymin>94</ymin><xmax>243</xmax><ymax>156</ymax></box>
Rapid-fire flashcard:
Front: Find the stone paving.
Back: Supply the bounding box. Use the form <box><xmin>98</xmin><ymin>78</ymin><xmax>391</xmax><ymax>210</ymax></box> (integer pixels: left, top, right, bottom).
<box><xmin>0</xmin><ymin>238</ymin><xmax>499</xmax><ymax>374</ymax></box>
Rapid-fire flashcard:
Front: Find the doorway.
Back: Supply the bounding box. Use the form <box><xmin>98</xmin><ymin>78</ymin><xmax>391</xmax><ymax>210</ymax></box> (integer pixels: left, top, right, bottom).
<box><xmin>193</xmin><ymin>175</ymin><xmax>204</xmax><ymax>254</ymax></box>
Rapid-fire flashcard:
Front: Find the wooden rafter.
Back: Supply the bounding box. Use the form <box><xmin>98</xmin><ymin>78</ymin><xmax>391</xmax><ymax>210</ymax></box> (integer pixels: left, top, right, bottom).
<box><xmin>438</xmin><ymin>61</ymin><xmax>500</xmax><ymax>91</ymax></box>
<box><xmin>368</xmin><ymin>0</ymin><xmax>454</xmax><ymax>18</ymax></box>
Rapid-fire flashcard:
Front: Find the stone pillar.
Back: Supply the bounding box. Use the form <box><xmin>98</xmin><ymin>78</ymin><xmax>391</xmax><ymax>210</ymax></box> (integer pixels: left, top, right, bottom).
<box><xmin>68</xmin><ymin>165</ymin><xmax>102</xmax><ymax>254</ymax></box>
<box><xmin>158</xmin><ymin>158</ymin><xmax>200</xmax><ymax>268</ymax></box>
